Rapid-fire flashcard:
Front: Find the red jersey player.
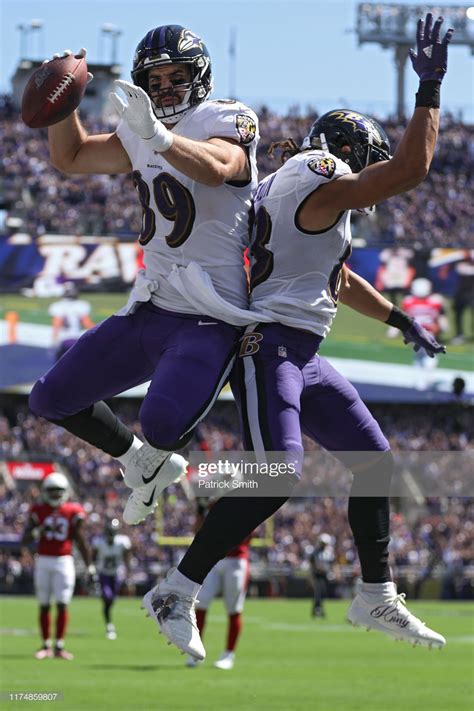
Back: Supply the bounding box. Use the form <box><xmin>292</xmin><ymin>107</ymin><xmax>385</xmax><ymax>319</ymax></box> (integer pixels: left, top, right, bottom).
<box><xmin>186</xmin><ymin>499</ymin><xmax>251</xmax><ymax>670</ymax></box>
<box><xmin>21</xmin><ymin>472</ymin><xmax>93</xmax><ymax>660</ymax></box>
<box><xmin>402</xmin><ymin>278</ymin><xmax>448</xmax><ymax>368</ymax></box>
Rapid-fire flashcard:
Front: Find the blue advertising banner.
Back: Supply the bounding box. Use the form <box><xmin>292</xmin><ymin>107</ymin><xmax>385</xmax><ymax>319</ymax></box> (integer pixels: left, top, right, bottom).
<box><xmin>0</xmin><ymin>234</ymin><xmax>472</xmax><ymax>296</ymax></box>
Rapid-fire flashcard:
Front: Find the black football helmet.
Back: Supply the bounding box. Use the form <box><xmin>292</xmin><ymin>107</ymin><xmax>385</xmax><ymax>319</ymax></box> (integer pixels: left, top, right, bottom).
<box><xmin>131</xmin><ymin>24</ymin><xmax>212</xmax><ymax>124</ymax></box>
<box><xmin>301</xmin><ymin>110</ymin><xmax>391</xmax><ymax>173</ymax></box>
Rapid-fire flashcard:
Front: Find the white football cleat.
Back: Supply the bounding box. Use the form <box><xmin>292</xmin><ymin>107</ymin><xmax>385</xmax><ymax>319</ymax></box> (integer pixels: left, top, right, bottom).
<box><xmin>347</xmin><ymin>583</ymin><xmax>446</xmax><ymax>649</ymax></box>
<box><xmin>106</xmin><ymin>623</ymin><xmax>117</xmax><ymax>640</ymax></box>
<box><xmin>141</xmin><ymin>571</ymin><xmax>205</xmax><ymax>661</ymax></box>
<box><xmin>214</xmin><ymin>651</ymin><xmax>235</xmax><ymax>670</ymax></box>
<box><xmin>122</xmin><ymin>447</ymin><xmax>188</xmax><ymax>525</ymax></box>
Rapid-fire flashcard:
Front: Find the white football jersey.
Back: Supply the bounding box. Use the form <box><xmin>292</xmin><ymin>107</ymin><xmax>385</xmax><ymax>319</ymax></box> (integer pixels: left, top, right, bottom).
<box><xmin>249</xmin><ymin>150</ymin><xmax>352</xmax><ymax>337</ymax></box>
<box><xmin>48</xmin><ymin>298</ymin><xmax>91</xmax><ymax>339</ymax></box>
<box><xmin>117</xmin><ymin>100</ymin><xmax>259</xmax><ymax>313</ymax></box>
<box><xmin>94</xmin><ymin>534</ymin><xmax>131</xmax><ymax>576</ymax></box>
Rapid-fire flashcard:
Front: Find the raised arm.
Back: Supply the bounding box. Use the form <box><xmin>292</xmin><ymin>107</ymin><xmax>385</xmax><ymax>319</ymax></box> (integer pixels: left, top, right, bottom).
<box><xmin>48</xmin><ymin>115</ymin><xmax>131</xmax><ymax>175</ymax></box>
<box><xmin>44</xmin><ymin>50</ymin><xmax>131</xmax><ymax>175</ymax></box>
<box><xmin>340</xmin><ymin>267</ymin><xmax>446</xmax><ymax>357</ymax></box>
<box><xmin>304</xmin><ymin>14</ymin><xmax>453</xmax><ymax>218</ymax></box>
<box><xmin>109</xmin><ymin>80</ymin><xmax>249</xmax><ymax>186</ymax></box>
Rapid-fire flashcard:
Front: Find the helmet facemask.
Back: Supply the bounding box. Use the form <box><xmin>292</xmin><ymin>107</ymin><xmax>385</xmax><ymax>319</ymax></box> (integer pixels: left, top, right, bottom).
<box><xmin>131</xmin><ymin>26</ymin><xmax>212</xmax><ymax>125</ymax></box>
<box><xmin>145</xmin><ymin>60</ymin><xmax>210</xmax><ymax>124</ymax></box>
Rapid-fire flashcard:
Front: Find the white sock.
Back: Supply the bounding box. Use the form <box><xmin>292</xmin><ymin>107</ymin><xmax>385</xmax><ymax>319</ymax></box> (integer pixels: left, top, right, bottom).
<box><xmin>116</xmin><ymin>436</ymin><xmax>143</xmax><ymax>468</ymax></box>
<box><xmin>361</xmin><ymin>581</ymin><xmax>396</xmax><ymax>598</ymax></box>
<box><xmin>165</xmin><ymin>567</ymin><xmax>201</xmax><ymax>599</ymax></box>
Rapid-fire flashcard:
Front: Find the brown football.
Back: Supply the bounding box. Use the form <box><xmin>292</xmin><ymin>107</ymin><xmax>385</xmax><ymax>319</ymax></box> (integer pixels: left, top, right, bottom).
<box><xmin>21</xmin><ymin>54</ymin><xmax>88</xmax><ymax>128</ymax></box>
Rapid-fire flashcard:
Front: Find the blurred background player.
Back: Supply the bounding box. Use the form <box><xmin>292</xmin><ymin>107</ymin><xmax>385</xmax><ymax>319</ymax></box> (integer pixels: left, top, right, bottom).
<box><xmin>376</xmin><ymin>246</ymin><xmax>416</xmax><ymax>309</ymax></box>
<box><xmin>451</xmin><ymin>253</ymin><xmax>474</xmax><ymax>345</ymax></box>
<box><xmin>21</xmin><ymin>472</ymin><xmax>93</xmax><ymax>660</ymax></box>
<box><xmin>186</xmin><ymin>498</ymin><xmax>251</xmax><ymax>670</ymax></box>
<box><xmin>92</xmin><ymin>518</ymin><xmax>132</xmax><ymax>640</ymax></box>
<box><xmin>309</xmin><ymin>533</ymin><xmax>336</xmax><ymax>618</ymax></box>
<box><xmin>48</xmin><ymin>282</ymin><xmax>94</xmax><ymax>360</ymax></box>
<box><xmin>401</xmin><ymin>278</ymin><xmax>448</xmax><ymax>369</ymax></box>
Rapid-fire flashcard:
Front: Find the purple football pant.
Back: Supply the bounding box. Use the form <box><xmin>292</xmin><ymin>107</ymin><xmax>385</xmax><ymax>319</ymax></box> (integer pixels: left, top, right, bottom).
<box><xmin>232</xmin><ymin>323</ymin><xmax>389</xmax><ymax>463</ymax></box>
<box><xmin>55</xmin><ymin>338</ymin><xmax>78</xmax><ymax>362</ymax></box>
<box><xmin>30</xmin><ymin>303</ymin><xmax>239</xmax><ymax>448</ymax></box>
<box><xmin>179</xmin><ymin>322</ymin><xmax>392</xmax><ymax>585</ymax></box>
<box><xmin>99</xmin><ymin>574</ymin><xmax>120</xmax><ymax>603</ymax></box>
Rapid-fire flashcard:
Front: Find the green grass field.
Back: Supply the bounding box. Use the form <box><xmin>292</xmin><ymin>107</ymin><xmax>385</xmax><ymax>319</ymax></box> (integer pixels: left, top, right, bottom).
<box><xmin>1</xmin><ymin>293</ymin><xmax>472</xmax><ymax>371</ymax></box>
<box><xmin>1</xmin><ymin>597</ymin><xmax>473</xmax><ymax>710</ymax></box>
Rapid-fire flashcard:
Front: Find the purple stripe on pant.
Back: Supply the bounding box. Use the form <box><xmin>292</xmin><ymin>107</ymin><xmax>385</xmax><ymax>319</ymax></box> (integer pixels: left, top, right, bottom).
<box><xmin>232</xmin><ymin>322</ymin><xmax>389</xmax><ymax>467</ymax></box>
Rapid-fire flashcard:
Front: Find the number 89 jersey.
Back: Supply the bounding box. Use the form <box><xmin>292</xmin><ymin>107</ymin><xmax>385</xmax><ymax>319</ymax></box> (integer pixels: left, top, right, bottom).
<box><xmin>249</xmin><ymin>150</ymin><xmax>352</xmax><ymax>338</ymax></box>
<box><xmin>30</xmin><ymin>502</ymin><xmax>85</xmax><ymax>557</ymax></box>
<box><xmin>117</xmin><ymin>100</ymin><xmax>259</xmax><ymax>313</ymax></box>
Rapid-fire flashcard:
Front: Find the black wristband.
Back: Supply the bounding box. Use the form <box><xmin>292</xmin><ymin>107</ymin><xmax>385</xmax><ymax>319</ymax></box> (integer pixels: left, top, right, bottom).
<box><xmin>415</xmin><ymin>80</ymin><xmax>441</xmax><ymax>109</ymax></box>
<box><xmin>385</xmin><ymin>305</ymin><xmax>413</xmax><ymax>332</ymax></box>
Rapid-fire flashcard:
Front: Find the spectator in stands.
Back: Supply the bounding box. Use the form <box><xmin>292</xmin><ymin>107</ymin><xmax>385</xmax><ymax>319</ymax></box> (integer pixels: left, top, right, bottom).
<box><xmin>1</xmin><ymin>95</ymin><xmax>472</xmax><ymax>246</ymax></box>
<box><xmin>0</xmin><ymin>402</ymin><xmax>472</xmax><ymax>599</ymax></box>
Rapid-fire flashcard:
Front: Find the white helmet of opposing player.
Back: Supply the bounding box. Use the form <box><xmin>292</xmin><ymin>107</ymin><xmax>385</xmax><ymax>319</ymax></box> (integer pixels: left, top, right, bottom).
<box><xmin>42</xmin><ymin>472</ymin><xmax>69</xmax><ymax>507</ymax></box>
<box><xmin>411</xmin><ymin>278</ymin><xmax>432</xmax><ymax>299</ymax></box>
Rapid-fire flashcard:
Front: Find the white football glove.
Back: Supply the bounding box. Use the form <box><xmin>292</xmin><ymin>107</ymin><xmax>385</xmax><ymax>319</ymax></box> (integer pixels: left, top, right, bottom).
<box><xmin>42</xmin><ymin>48</ymin><xmax>93</xmax><ymax>84</ymax></box>
<box><xmin>110</xmin><ymin>79</ymin><xmax>173</xmax><ymax>152</ymax></box>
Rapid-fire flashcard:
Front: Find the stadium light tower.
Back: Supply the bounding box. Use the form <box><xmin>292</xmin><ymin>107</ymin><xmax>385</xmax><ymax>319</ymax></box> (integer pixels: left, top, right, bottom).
<box><xmin>229</xmin><ymin>26</ymin><xmax>237</xmax><ymax>99</ymax></box>
<box><xmin>16</xmin><ymin>19</ymin><xmax>44</xmax><ymax>60</ymax></box>
<box><xmin>101</xmin><ymin>24</ymin><xmax>122</xmax><ymax>65</ymax></box>
<box><xmin>357</xmin><ymin>4</ymin><xmax>474</xmax><ymax>119</ymax></box>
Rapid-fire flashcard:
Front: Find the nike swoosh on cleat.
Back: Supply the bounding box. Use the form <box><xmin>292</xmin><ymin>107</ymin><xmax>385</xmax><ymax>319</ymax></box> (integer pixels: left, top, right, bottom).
<box><xmin>141</xmin><ymin>456</ymin><xmax>169</xmax><ymax>485</ymax></box>
<box><xmin>198</xmin><ymin>320</ymin><xmax>218</xmax><ymax>326</ymax></box>
<box><xmin>142</xmin><ymin>487</ymin><xmax>157</xmax><ymax>507</ymax></box>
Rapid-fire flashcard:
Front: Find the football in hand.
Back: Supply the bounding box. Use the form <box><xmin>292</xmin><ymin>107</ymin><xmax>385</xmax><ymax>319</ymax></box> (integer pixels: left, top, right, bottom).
<box><xmin>21</xmin><ymin>54</ymin><xmax>88</xmax><ymax>128</ymax></box>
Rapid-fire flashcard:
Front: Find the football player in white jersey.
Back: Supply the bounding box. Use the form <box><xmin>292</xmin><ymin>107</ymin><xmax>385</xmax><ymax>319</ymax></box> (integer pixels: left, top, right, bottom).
<box><xmin>143</xmin><ymin>14</ymin><xmax>451</xmax><ymax>660</ymax></box>
<box><xmin>48</xmin><ymin>282</ymin><xmax>94</xmax><ymax>360</ymax></box>
<box><xmin>92</xmin><ymin>519</ymin><xmax>132</xmax><ymax>640</ymax></box>
<box><xmin>29</xmin><ymin>26</ymin><xmax>259</xmax><ymax>528</ymax></box>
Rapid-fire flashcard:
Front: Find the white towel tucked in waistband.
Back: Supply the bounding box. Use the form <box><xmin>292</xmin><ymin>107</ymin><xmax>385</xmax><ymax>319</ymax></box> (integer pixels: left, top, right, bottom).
<box><xmin>115</xmin><ymin>269</ymin><xmax>160</xmax><ymax>316</ymax></box>
<box><xmin>167</xmin><ymin>262</ymin><xmax>269</xmax><ymax>327</ymax></box>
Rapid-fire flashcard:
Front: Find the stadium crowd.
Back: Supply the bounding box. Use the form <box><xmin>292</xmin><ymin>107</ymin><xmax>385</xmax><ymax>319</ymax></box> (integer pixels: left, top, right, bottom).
<box><xmin>0</xmin><ymin>400</ymin><xmax>472</xmax><ymax>599</ymax></box>
<box><xmin>1</xmin><ymin>94</ymin><xmax>473</xmax><ymax>248</ymax></box>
